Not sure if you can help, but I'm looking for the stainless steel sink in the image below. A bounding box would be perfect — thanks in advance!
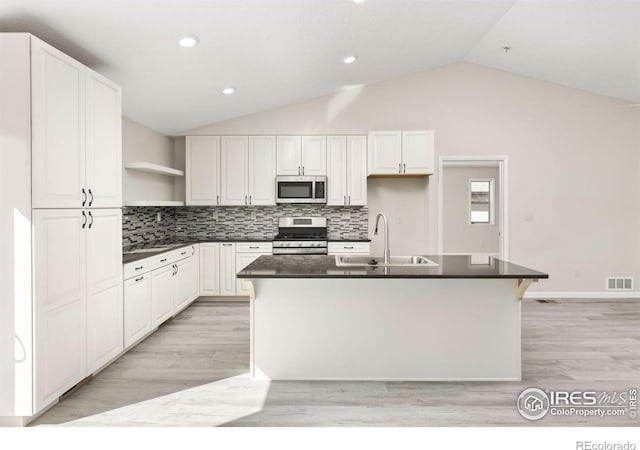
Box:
[123,247,173,255]
[335,255,439,267]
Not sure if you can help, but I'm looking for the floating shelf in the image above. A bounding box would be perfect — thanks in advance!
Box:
[125,162,184,177]
[124,200,185,207]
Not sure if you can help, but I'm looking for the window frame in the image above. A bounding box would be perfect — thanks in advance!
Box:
[468,178,495,225]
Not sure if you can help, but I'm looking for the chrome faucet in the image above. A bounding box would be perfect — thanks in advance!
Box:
[373,212,390,265]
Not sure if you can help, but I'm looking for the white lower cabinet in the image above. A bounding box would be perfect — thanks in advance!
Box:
[219,243,237,296]
[86,209,123,373]
[151,263,175,327]
[175,252,199,312]
[124,274,152,349]
[235,242,273,296]
[199,243,220,295]
[33,208,122,412]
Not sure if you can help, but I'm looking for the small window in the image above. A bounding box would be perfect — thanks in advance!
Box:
[469,179,495,224]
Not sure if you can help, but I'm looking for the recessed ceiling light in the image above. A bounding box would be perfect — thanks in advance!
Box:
[222,87,235,95]
[353,0,366,3]
[178,35,199,48]
[343,55,357,64]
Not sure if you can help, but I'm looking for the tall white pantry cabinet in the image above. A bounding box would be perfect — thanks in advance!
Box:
[0,33,123,421]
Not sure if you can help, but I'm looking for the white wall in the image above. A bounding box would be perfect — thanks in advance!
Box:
[122,117,177,203]
[183,62,640,293]
[443,166,500,255]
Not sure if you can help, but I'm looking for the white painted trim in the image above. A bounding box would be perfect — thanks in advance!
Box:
[523,291,640,299]
[438,155,509,261]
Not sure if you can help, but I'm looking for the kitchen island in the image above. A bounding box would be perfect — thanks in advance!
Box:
[237,255,548,381]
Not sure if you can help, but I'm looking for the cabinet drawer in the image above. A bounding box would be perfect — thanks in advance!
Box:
[328,242,370,255]
[124,259,151,279]
[236,242,273,253]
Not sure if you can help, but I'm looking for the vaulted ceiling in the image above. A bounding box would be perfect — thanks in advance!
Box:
[1,0,638,135]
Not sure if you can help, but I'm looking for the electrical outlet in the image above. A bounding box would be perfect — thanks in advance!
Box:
[156,212,161,223]
[342,209,351,220]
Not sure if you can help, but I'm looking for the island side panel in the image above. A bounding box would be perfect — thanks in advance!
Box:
[251,278,521,381]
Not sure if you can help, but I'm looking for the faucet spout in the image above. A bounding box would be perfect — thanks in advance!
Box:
[373,212,390,265]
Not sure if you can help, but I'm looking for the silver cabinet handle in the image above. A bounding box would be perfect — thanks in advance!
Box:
[348,195,351,205]
[244,195,247,205]
[249,195,252,204]
[216,195,220,205]
[249,246,259,249]
[344,195,347,205]
[298,166,301,175]
[344,246,354,249]
[88,188,93,206]
[175,264,178,275]
[302,166,305,175]
[82,210,87,229]
[134,265,143,271]
[82,188,87,207]
[403,163,406,174]
[180,251,187,256]
[398,163,402,174]
[88,211,93,229]
[222,243,232,247]
[160,258,167,263]
[134,276,144,282]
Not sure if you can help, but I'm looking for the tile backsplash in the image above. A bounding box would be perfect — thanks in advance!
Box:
[123,205,369,248]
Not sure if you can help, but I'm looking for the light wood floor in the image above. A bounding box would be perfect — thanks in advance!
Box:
[32,298,640,426]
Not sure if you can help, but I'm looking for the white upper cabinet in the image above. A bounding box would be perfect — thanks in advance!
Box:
[276,136,302,175]
[301,136,327,175]
[327,136,367,206]
[248,136,276,205]
[368,131,401,175]
[31,38,86,208]
[368,130,434,175]
[402,131,434,175]
[31,37,122,208]
[85,70,122,208]
[277,136,327,176]
[85,209,123,373]
[220,136,249,205]
[327,136,348,205]
[347,136,367,205]
[186,136,221,205]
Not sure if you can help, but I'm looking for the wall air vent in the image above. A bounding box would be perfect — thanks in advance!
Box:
[606,277,633,291]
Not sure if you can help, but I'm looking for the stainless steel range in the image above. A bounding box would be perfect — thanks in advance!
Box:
[272,217,327,255]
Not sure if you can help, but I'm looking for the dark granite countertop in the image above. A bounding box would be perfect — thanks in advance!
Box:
[122,238,275,264]
[328,239,371,242]
[236,255,548,279]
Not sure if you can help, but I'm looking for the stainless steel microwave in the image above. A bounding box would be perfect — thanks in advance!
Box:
[276,176,327,204]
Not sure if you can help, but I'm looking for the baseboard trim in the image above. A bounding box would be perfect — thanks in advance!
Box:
[524,291,640,300]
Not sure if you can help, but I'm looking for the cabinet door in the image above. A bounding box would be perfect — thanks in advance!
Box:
[219,243,236,296]
[199,243,220,296]
[326,136,347,205]
[124,274,152,349]
[85,70,122,208]
[235,253,263,296]
[186,136,221,205]
[86,209,123,373]
[301,136,327,175]
[220,136,249,205]
[347,136,367,206]
[175,256,197,312]
[33,209,86,412]
[402,131,434,175]
[367,131,402,175]
[31,38,86,208]
[151,263,175,327]
[248,136,276,205]
[276,136,301,175]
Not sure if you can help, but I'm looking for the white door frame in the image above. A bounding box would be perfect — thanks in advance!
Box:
[437,155,509,261]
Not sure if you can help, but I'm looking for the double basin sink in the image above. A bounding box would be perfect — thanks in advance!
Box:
[335,255,439,267]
